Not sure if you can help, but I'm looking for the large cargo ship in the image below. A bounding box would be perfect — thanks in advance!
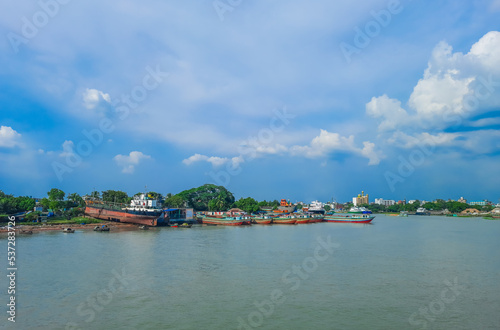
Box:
[84,194,167,226]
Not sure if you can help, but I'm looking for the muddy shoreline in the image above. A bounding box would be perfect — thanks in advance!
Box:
[0,221,141,234]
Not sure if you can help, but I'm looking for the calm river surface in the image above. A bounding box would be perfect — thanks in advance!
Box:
[1,215,499,329]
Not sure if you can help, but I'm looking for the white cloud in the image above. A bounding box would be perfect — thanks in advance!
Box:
[183,130,382,167]
[59,140,75,158]
[289,129,382,165]
[0,126,22,148]
[82,88,111,110]
[367,31,500,132]
[366,95,410,131]
[114,151,151,174]
[182,153,229,167]
[387,131,460,149]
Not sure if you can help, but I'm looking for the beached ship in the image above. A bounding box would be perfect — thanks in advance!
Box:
[84,194,167,226]
[323,213,374,224]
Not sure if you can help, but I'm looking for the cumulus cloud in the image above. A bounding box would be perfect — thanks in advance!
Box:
[182,153,247,168]
[183,130,382,167]
[367,31,500,132]
[59,140,76,158]
[0,126,22,148]
[366,95,410,131]
[114,151,151,174]
[82,88,111,110]
[182,153,229,167]
[290,129,382,165]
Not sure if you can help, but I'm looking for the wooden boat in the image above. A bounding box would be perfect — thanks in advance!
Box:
[21,230,33,234]
[253,217,272,224]
[179,223,192,228]
[295,217,311,224]
[139,225,149,230]
[62,228,75,233]
[309,216,323,223]
[201,216,248,226]
[323,214,374,224]
[94,225,110,232]
[272,217,297,224]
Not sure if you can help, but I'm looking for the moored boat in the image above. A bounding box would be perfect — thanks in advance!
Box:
[309,215,324,223]
[323,213,374,224]
[62,228,75,233]
[415,207,430,215]
[94,225,110,232]
[201,216,249,226]
[253,216,273,224]
[348,206,372,214]
[272,216,297,224]
[295,217,311,224]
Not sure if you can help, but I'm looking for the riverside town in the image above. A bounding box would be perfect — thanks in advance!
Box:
[1,186,499,231]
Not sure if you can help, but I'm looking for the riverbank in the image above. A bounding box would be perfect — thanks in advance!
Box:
[0,219,138,233]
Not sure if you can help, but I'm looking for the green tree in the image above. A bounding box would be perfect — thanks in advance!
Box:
[39,198,50,211]
[67,193,84,207]
[90,191,101,199]
[102,190,129,204]
[234,197,259,214]
[177,184,235,211]
[16,196,35,211]
[47,188,65,201]
[296,204,303,210]
[208,196,231,211]
[323,205,331,212]
[164,195,185,208]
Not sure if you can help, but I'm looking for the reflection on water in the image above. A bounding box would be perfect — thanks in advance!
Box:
[1,216,499,329]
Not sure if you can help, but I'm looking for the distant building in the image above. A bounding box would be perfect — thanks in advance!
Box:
[353,191,369,206]
[469,200,489,206]
[398,200,406,205]
[374,198,395,206]
[457,197,467,203]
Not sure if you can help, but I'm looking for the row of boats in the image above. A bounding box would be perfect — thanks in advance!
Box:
[200,213,375,226]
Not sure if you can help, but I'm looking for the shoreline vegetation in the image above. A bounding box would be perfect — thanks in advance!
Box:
[1,185,498,231]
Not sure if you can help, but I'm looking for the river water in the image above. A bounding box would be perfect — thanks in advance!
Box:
[1,215,499,329]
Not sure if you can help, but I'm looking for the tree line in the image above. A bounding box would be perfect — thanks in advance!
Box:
[364,199,494,213]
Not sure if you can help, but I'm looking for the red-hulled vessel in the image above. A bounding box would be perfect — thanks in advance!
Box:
[201,216,250,226]
[84,193,167,226]
[272,216,297,224]
[295,217,311,224]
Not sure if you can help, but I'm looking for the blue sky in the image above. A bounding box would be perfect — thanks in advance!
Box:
[0,0,499,203]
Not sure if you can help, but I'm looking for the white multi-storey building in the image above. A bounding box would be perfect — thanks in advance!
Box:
[374,198,396,206]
